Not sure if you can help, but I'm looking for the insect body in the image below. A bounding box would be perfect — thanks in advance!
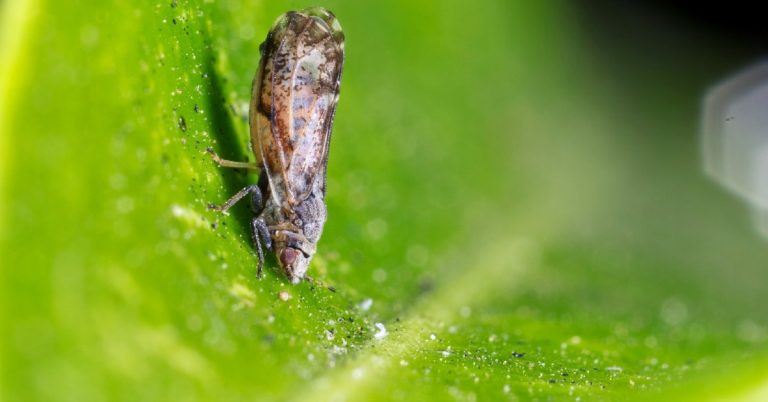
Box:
[209,7,344,283]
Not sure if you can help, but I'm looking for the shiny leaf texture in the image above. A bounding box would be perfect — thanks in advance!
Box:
[2,1,767,401]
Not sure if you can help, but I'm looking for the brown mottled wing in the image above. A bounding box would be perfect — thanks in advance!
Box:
[250,11,344,207]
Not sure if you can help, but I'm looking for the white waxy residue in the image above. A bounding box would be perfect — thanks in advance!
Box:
[358,298,373,311]
[373,322,388,339]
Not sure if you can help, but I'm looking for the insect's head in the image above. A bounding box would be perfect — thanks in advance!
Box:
[278,247,311,284]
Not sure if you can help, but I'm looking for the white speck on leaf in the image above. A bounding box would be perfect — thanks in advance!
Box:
[373,323,388,339]
[358,298,373,311]
[170,204,209,229]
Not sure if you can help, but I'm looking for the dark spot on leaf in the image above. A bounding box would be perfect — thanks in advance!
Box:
[178,116,187,132]
[548,379,556,384]
[512,352,525,358]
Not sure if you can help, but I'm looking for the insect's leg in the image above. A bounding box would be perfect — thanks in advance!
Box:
[207,147,260,171]
[208,184,262,214]
[251,218,271,278]
[250,181,265,215]
[253,218,272,250]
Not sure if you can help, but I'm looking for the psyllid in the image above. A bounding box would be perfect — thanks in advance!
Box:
[209,7,344,283]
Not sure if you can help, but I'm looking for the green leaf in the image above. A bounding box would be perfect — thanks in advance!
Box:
[2,1,767,401]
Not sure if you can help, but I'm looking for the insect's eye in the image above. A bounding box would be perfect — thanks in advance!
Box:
[258,41,266,55]
[280,248,298,266]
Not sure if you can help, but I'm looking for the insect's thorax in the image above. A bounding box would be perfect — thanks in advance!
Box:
[260,179,327,250]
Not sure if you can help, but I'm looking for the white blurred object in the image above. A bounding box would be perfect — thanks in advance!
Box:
[702,60,768,237]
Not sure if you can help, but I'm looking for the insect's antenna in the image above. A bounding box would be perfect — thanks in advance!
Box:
[306,275,338,293]
[303,274,317,285]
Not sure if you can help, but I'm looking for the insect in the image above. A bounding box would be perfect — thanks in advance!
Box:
[208,7,344,283]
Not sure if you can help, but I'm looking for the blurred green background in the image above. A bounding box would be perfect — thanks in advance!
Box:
[2,0,768,401]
